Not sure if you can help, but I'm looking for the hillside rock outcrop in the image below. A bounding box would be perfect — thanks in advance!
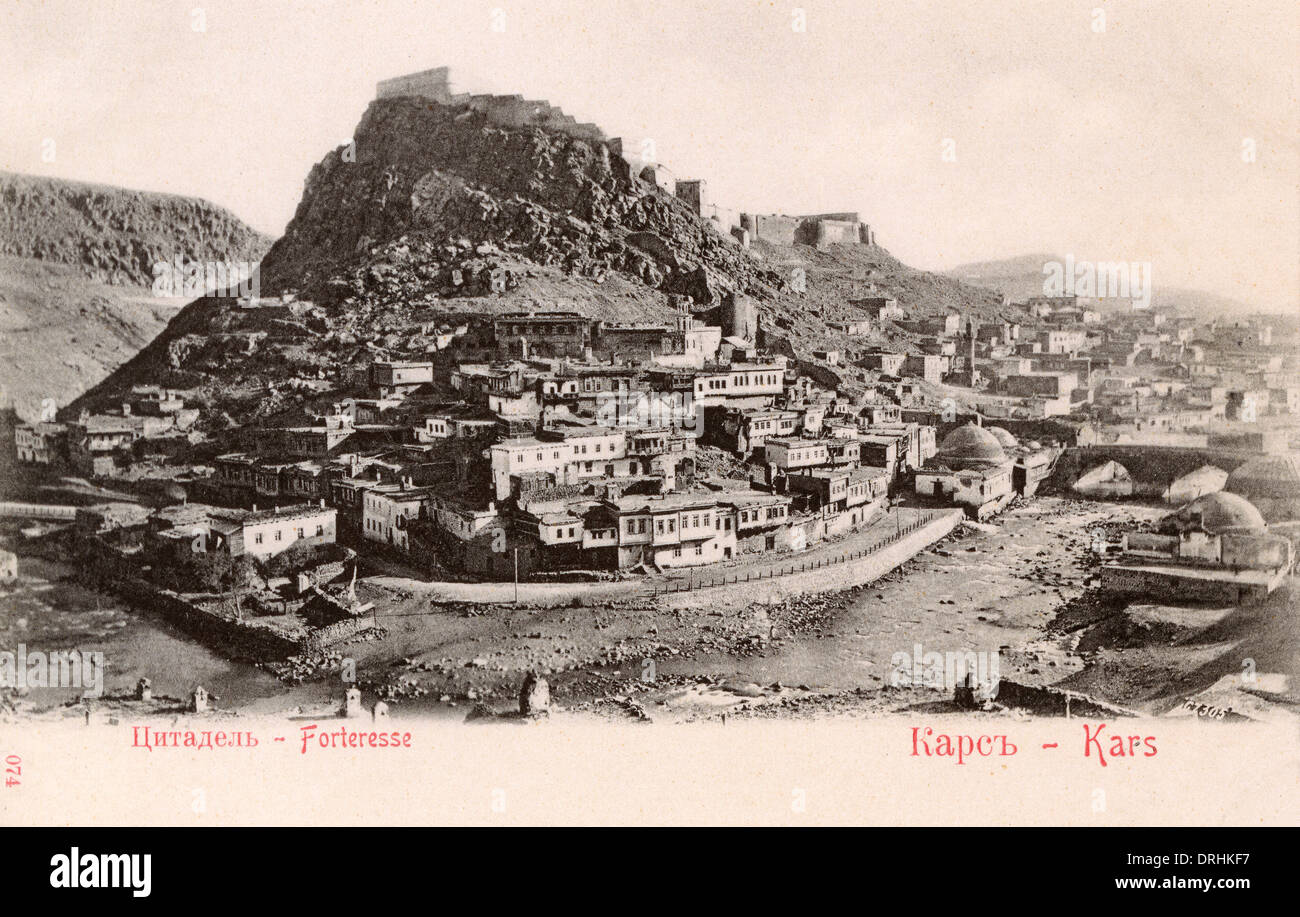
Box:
[0,171,271,288]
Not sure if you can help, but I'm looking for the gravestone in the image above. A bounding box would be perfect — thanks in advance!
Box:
[519,672,550,716]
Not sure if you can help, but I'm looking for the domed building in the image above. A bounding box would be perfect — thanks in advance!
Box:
[933,423,1008,469]
[917,423,1015,519]
[1103,490,1294,604]
[1224,454,1300,522]
[985,426,1019,453]
[1162,464,1228,506]
[1160,491,1267,535]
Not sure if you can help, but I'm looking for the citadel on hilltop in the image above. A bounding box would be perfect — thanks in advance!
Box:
[375,66,607,141]
[374,66,877,250]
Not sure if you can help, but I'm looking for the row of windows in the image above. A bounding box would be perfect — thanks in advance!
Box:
[503,323,579,336]
[732,373,780,387]
[251,524,324,545]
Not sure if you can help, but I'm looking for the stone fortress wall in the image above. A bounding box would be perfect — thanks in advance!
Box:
[375,66,605,142]
[376,67,874,248]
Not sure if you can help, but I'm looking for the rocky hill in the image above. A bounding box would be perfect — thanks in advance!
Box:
[0,172,271,419]
[0,171,270,288]
[69,94,1015,425]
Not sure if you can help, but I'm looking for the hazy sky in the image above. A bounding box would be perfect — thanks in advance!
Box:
[2,0,1296,309]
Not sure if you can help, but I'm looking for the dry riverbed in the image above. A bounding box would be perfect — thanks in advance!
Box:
[320,497,1230,722]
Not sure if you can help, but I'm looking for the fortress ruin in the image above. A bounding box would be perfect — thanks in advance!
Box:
[375,66,605,142]
[376,67,876,248]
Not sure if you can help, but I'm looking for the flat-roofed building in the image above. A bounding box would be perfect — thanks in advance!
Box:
[692,361,786,406]
[764,438,829,471]
[14,422,67,465]
[361,482,432,551]
[209,502,337,560]
[493,312,590,357]
[369,361,434,396]
[603,493,726,569]
[490,437,576,499]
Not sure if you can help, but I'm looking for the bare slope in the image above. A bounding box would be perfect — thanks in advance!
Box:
[0,256,185,420]
[0,172,271,418]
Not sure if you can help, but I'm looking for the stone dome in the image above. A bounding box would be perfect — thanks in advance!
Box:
[935,423,1007,467]
[986,426,1019,451]
[1225,454,1300,499]
[1162,491,1267,534]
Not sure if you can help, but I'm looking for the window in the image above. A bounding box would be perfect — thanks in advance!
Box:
[274,530,282,542]
[316,525,324,536]
[695,544,703,556]
[254,533,263,545]
[672,546,682,558]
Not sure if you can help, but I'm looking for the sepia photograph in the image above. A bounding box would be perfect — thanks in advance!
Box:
[0,0,1295,890]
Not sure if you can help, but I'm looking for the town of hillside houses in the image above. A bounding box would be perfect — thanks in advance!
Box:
[6,284,1300,655]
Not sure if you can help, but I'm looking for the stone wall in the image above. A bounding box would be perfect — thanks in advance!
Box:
[660,510,964,604]
[303,616,379,651]
[811,219,861,246]
[375,68,605,142]
[1098,564,1266,604]
[740,212,871,247]
[741,213,800,245]
[457,94,606,142]
[376,67,452,102]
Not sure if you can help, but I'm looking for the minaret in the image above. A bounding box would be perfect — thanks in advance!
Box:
[965,315,977,377]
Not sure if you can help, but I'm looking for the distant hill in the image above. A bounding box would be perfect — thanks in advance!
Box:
[946,253,1264,319]
[0,172,271,418]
